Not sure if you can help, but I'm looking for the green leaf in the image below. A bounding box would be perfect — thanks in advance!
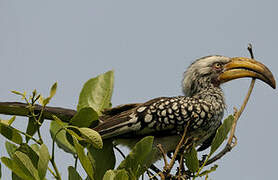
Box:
[103,169,129,180]
[79,127,103,149]
[0,116,16,126]
[0,162,2,179]
[11,90,24,97]
[73,137,94,180]
[88,140,115,180]
[5,141,18,157]
[17,143,39,169]
[1,157,34,180]
[42,97,51,106]
[77,70,114,114]
[68,166,82,180]
[25,116,39,143]
[0,123,22,145]
[184,144,199,173]
[118,136,154,178]
[38,144,50,180]
[70,107,98,127]
[30,144,40,154]
[12,173,24,180]
[66,128,84,141]
[50,82,58,98]
[39,82,58,106]
[210,115,234,155]
[50,121,76,154]
[39,95,44,106]
[13,151,40,180]
[52,115,66,127]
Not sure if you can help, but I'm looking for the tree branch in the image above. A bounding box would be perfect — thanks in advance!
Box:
[0,102,76,122]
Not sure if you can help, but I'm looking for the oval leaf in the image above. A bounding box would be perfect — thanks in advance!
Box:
[1,157,34,180]
[77,70,114,114]
[88,140,115,180]
[103,169,129,180]
[13,151,40,180]
[5,141,18,157]
[25,116,39,143]
[185,144,199,173]
[73,137,94,180]
[0,116,16,126]
[210,115,234,155]
[70,107,98,127]
[50,82,58,98]
[17,143,39,169]
[68,166,82,180]
[79,127,103,149]
[38,144,50,179]
[0,123,22,145]
[50,121,76,154]
[118,136,154,178]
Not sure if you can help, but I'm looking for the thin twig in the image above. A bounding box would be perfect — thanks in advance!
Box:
[204,43,256,166]
[47,167,57,178]
[157,123,189,179]
[167,122,190,172]
[150,165,161,174]
[147,170,159,180]
[114,145,126,159]
[177,154,184,179]
[157,144,169,168]
[227,79,255,145]
[74,155,78,169]
[17,129,42,145]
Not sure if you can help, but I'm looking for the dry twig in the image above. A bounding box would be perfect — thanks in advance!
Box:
[204,43,256,166]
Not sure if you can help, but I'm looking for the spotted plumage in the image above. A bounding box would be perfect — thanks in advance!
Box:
[93,55,276,163]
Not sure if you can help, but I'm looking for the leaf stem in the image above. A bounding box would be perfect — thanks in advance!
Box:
[15,128,41,145]
[49,127,64,180]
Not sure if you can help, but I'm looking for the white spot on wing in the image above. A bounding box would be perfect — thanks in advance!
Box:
[202,104,209,112]
[129,113,138,123]
[144,114,153,123]
[137,107,146,112]
[197,119,203,125]
[200,111,206,118]
[164,117,169,124]
[172,102,178,110]
[161,110,167,116]
[188,105,193,111]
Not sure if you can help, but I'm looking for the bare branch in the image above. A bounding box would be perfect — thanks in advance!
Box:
[0,102,76,122]
[204,43,256,166]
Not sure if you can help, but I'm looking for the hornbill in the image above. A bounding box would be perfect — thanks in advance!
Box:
[94,55,276,162]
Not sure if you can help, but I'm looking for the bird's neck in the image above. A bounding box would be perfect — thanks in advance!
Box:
[193,85,226,110]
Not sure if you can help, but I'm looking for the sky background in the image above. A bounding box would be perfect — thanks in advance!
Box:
[0,0,278,179]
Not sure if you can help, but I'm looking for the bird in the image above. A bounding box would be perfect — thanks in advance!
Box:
[94,55,276,162]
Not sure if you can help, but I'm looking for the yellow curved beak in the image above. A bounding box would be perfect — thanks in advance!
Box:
[218,57,276,89]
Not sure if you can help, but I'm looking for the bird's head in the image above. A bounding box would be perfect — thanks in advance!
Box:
[182,55,276,96]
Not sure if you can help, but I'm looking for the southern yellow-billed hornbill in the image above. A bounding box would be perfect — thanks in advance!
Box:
[94,55,276,162]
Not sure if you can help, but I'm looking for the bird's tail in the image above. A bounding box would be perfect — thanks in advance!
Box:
[94,103,142,139]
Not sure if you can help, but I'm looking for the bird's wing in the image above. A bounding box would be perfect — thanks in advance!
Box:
[94,96,214,140]
[100,103,142,122]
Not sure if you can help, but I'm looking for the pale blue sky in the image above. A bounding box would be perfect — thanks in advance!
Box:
[1,0,278,179]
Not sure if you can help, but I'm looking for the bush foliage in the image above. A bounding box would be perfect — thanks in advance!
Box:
[0,71,234,180]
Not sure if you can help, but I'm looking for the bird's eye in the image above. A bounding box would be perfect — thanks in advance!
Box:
[214,63,222,69]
